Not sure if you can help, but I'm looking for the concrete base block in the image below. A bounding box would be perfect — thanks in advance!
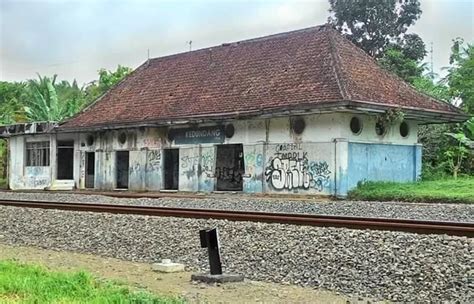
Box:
[191,273,244,283]
[152,259,185,273]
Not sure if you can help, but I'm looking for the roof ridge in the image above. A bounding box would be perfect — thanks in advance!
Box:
[327,28,350,100]
[147,25,328,64]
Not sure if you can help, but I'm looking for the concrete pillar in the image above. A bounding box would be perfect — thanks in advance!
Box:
[414,144,422,181]
[242,144,264,193]
[334,138,349,198]
[198,145,216,192]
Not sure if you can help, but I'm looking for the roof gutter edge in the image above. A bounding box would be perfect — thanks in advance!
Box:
[55,100,469,133]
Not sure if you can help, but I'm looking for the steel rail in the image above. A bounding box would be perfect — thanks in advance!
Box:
[0,199,472,237]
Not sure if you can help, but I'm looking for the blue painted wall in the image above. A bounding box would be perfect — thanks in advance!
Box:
[346,143,422,193]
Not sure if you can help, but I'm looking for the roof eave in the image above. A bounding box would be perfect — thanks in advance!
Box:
[345,100,470,124]
[56,100,469,133]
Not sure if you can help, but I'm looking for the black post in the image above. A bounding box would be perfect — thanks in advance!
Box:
[199,228,222,275]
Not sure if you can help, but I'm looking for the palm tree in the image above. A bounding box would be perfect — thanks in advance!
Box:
[23,74,86,122]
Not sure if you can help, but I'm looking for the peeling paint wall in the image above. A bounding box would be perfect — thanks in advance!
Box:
[129,150,146,190]
[145,149,162,191]
[9,112,422,196]
[346,143,422,192]
[242,144,264,193]
[198,146,216,192]
[9,135,52,190]
[178,146,200,192]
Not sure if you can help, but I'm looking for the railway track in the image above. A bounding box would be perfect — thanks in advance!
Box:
[0,199,472,237]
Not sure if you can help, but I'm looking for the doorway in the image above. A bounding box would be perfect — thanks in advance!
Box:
[57,140,74,180]
[85,152,95,188]
[216,144,244,191]
[163,149,179,190]
[116,151,129,189]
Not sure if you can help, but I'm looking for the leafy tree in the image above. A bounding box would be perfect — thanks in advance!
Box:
[328,0,422,58]
[84,65,132,104]
[55,79,86,118]
[379,47,425,83]
[0,81,27,124]
[444,118,474,178]
[329,0,426,83]
[446,39,474,114]
[400,33,426,62]
[412,76,451,101]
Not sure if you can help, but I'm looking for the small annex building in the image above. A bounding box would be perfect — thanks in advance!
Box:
[3,25,468,196]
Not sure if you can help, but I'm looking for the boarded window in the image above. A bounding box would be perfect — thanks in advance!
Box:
[26,141,50,166]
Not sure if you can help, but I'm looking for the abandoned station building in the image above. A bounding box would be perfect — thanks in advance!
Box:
[2,25,468,196]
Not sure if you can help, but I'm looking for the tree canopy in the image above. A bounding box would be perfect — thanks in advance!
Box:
[329,0,422,58]
[0,65,132,124]
[329,0,426,83]
[447,40,474,114]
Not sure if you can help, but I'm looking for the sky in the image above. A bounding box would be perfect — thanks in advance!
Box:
[0,0,473,85]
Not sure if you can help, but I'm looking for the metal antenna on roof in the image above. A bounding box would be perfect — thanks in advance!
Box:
[146,49,150,66]
[188,40,193,52]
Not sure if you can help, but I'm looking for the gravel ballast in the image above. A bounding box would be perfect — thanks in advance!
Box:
[0,191,473,222]
[0,205,472,303]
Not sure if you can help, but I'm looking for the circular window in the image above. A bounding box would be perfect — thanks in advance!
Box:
[118,132,127,144]
[375,121,386,136]
[225,124,235,138]
[291,117,306,135]
[400,121,409,138]
[350,117,362,135]
[86,135,94,146]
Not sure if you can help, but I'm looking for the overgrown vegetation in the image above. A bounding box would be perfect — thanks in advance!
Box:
[0,65,132,125]
[0,66,132,184]
[348,178,474,204]
[330,0,473,178]
[0,260,183,303]
[0,139,6,188]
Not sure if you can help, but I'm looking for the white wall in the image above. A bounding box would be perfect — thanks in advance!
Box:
[10,112,419,193]
[339,113,418,145]
[9,135,52,190]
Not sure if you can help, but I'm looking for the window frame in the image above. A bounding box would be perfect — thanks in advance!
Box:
[399,121,410,138]
[350,116,363,135]
[25,141,50,167]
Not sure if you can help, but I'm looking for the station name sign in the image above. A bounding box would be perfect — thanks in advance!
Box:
[170,126,225,144]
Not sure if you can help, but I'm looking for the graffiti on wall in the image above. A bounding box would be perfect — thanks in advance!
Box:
[308,161,331,192]
[215,167,242,184]
[146,150,161,172]
[143,138,161,149]
[27,177,49,187]
[264,143,331,192]
[243,150,264,193]
[131,163,141,173]
[181,152,214,178]
[80,152,86,180]
[25,167,50,188]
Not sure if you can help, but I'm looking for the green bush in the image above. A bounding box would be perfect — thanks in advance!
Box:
[348,177,474,204]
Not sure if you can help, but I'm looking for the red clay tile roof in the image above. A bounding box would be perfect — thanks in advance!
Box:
[60,25,466,130]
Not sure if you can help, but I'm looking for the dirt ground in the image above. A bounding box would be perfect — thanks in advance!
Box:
[0,243,376,304]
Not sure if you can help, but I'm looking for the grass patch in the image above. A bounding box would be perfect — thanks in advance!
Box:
[347,177,474,204]
[0,260,184,303]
